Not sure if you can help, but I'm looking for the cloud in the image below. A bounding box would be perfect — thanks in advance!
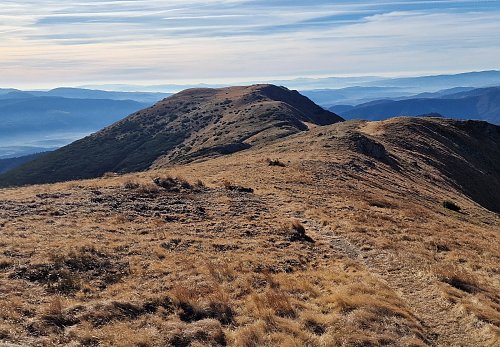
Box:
[0,0,499,87]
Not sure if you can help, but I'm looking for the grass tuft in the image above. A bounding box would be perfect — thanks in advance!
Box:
[287,220,314,243]
[443,200,461,212]
[267,158,287,167]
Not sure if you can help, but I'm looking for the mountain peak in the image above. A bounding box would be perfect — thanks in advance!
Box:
[0,85,342,186]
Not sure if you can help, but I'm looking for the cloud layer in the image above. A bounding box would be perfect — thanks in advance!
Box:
[1,0,500,88]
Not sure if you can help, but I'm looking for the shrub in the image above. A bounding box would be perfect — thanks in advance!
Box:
[267,158,286,167]
[82,298,173,327]
[304,317,326,336]
[222,180,254,193]
[153,176,193,192]
[10,247,129,294]
[177,176,193,189]
[0,258,13,270]
[41,297,79,329]
[171,286,234,325]
[123,180,140,190]
[287,220,314,243]
[163,319,226,346]
[443,200,461,212]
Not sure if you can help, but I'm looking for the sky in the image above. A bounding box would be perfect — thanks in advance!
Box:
[2,0,500,89]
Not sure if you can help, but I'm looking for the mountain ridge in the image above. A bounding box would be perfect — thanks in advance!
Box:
[0,84,342,187]
[0,105,499,346]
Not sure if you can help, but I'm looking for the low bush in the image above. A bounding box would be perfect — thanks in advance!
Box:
[222,180,254,193]
[153,176,193,192]
[163,319,227,347]
[123,180,140,190]
[42,297,79,330]
[171,286,235,325]
[267,158,286,167]
[10,247,129,294]
[287,220,314,243]
[443,200,461,212]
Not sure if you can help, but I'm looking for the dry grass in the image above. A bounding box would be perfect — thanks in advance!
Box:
[0,177,429,346]
[0,119,498,346]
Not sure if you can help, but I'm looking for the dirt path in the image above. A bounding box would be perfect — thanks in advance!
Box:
[291,214,496,346]
[274,205,497,347]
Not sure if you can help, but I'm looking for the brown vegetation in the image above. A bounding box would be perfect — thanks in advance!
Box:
[0,117,499,346]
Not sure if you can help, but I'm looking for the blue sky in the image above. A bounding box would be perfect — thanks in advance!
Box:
[1,0,500,88]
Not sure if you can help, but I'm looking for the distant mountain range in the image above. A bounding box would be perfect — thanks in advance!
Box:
[297,71,500,109]
[332,86,500,124]
[299,71,500,106]
[0,88,170,158]
[0,87,171,103]
[364,70,500,90]
[302,87,412,107]
[82,70,500,93]
[1,70,499,160]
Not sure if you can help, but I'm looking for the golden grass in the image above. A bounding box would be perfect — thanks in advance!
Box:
[0,120,499,346]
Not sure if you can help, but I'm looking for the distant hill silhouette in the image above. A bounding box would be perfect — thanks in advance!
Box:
[364,70,500,90]
[335,87,500,124]
[0,90,35,99]
[304,71,500,108]
[301,86,410,107]
[28,87,171,104]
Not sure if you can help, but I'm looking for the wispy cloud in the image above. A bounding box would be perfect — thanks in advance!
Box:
[1,0,499,88]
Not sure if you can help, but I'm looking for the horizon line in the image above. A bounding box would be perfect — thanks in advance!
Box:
[2,69,499,92]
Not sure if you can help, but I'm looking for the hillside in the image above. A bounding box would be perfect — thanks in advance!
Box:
[336,87,500,124]
[0,152,47,174]
[0,85,342,187]
[0,116,498,347]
